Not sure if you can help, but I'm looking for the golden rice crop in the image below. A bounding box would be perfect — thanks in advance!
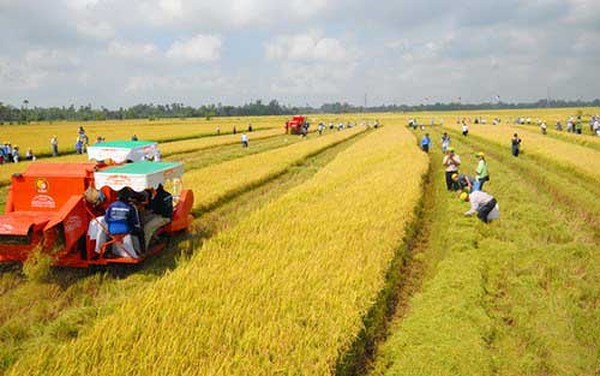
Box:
[184,127,365,210]
[445,124,600,180]
[9,125,428,375]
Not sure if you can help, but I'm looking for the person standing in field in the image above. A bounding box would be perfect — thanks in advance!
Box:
[443,147,461,191]
[441,132,451,152]
[461,121,469,136]
[474,152,489,190]
[511,133,522,157]
[50,136,58,156]
[241,133,248,148]
[575,116,583,134]
[420,133,431,153]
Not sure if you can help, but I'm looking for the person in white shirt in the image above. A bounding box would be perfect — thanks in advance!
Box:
[241,133,249,148]
[462,190,499,223]
[461,122,469,136]
[443,147,461,191]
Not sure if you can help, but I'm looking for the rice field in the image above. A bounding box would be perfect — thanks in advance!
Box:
[1,108,599,375]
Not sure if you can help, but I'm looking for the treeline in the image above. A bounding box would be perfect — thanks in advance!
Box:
[1,98,599,123]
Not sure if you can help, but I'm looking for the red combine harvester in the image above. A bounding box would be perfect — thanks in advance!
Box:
[285,115,307,135]
[0,140,193,267]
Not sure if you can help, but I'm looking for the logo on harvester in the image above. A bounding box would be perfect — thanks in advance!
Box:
[35,178,49,193]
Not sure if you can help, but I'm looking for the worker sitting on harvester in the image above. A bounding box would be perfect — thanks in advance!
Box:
[105,188,144,257]
[461,190,500,224]
[142,184,173,250]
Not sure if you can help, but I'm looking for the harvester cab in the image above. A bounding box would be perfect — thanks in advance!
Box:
[0,140,193,268]
[285,115,307,135]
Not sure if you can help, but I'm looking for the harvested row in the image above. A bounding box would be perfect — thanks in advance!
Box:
[370,131,600,375]
[184,127,366,211]
[9,125,428,375]
[444,124,600,181]
[443,127,600,242]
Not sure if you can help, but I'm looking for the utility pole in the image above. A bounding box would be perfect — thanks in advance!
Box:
[546,87,550,107]
[364,93,367,109]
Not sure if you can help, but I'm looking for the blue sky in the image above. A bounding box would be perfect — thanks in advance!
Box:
[0,0,598,108]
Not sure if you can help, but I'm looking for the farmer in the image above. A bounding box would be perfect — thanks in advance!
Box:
[461,190,500,223]
[452,173,476,192]
[11,146,20,163]
[443,147,461,191]
[420,133,431,153]
[75,137,84,154]
[50,136,59,156]
[105,189,143,257]
[143,184,173,250]
[475,152,490,190]
[511,133,522,157]
[441,132,451,153]
[25,148,35,161]
[241,133,249,148]
[461,122,469,137]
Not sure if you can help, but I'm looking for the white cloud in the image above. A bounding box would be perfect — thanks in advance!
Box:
[76,20,115,40]
[166,34,222,63]
[24,48,81,69]
[270,61,357,95]
[265,32,349,62]
[108,40,159,59]
[565,0,600,25]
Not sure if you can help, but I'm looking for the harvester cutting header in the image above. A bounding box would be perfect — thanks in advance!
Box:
[0,140,193,268]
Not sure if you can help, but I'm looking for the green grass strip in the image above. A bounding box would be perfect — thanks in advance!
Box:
[371,128,600,375]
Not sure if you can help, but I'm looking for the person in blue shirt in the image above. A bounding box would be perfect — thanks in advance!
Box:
[420,133,431,153]
[105,188,144,256]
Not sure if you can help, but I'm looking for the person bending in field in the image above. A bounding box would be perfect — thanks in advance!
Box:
[452,173,477,193]
[443,147,461,191]
[461,190,499,223]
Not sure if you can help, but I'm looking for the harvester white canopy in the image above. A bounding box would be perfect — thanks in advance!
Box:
[87,140,159,163]
[94,161,183,192]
